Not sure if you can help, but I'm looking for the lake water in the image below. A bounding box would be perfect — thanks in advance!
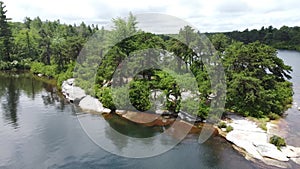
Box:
[0,50,299,169]
[277,50,300,147]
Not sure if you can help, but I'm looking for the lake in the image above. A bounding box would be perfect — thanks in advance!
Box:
[0,50,299,169]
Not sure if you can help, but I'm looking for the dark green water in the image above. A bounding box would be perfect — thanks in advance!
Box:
[1,50,299,169]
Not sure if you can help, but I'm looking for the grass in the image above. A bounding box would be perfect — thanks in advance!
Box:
[226,125,234,132]
[217,121,227,128]
[247,117,270,131]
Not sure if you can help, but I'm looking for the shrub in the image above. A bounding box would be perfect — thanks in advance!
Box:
[226,125,234,132]
[218,121,227,128]
[30,62,58,77]
[96,87,115,110]
[56,62,75,87]
[270,135,286,148]
[268,113,280,120]
[129,80,151,111]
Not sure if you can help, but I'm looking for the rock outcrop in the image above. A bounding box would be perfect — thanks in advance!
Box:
[79,95,104,112]
[223,113,300,167]
[254,143,289,162]
[62,78,86,103]
[61,78,111,113]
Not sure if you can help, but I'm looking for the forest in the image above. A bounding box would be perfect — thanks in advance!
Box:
[220,25,300,51]
[0,1,294,119]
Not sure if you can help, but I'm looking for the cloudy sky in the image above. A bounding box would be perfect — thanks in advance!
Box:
[2,0,300,32]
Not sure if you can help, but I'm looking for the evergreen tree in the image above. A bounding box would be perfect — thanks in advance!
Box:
[0,1,13,61]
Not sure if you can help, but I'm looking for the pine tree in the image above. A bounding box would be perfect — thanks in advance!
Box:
[0,1,13,61]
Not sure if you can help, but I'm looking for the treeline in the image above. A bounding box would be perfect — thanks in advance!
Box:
[0,1,293,119]
[0,1,99,85]
[221,25,300,51]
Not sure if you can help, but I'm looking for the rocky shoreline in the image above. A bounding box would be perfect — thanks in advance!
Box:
[61,78,300,168]
[217,113,300,168]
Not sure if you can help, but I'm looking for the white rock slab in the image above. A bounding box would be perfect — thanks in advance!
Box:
[291,157,300,165]
[68,86,86,102]
[226,131,263,160]
[254,143,289,162]
[102,108,111,113]
[281,145,300,158]
[79,95,104,112]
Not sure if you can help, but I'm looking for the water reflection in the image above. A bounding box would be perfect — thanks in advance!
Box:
[0,72,63,127]
[1,77,20,127]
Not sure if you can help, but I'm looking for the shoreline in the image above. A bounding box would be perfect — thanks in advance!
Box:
[216,113,300,168]
[61,78,300,168]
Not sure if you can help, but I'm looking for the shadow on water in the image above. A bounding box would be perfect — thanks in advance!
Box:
[104,113,164,138]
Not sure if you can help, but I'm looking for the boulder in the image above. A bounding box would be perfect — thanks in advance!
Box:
[62,79,86,102]
[155,109,165,115]
[79,95,104,112]
[102,108,111,113]
[67,86,86,102]
[66,78,75,85]
[253,143,289,162]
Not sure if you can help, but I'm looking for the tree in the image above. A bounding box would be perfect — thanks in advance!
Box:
[210,33,231,53]
[109,12,138,45]
[223,41,293,117]
[0,1,13,61]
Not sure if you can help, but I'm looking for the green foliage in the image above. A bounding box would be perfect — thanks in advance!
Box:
[30,62,57,77]
[268,113,281,120]
[55,62,75,87]
[129,80,151,111]
[259,123,268,131]
[0,59,31,70]
[222,25,300,51]
[96,87,115,110]
[247,117,270,131]
[217,121,227,128]
[0,1,13,62]
[226,125,234,132]
[224,41,293,117]
[0,2,294,120]
[270,135,286,148]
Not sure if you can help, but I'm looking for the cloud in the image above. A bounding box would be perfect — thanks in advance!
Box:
[216,0,251,14]
[2,0,300,32]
